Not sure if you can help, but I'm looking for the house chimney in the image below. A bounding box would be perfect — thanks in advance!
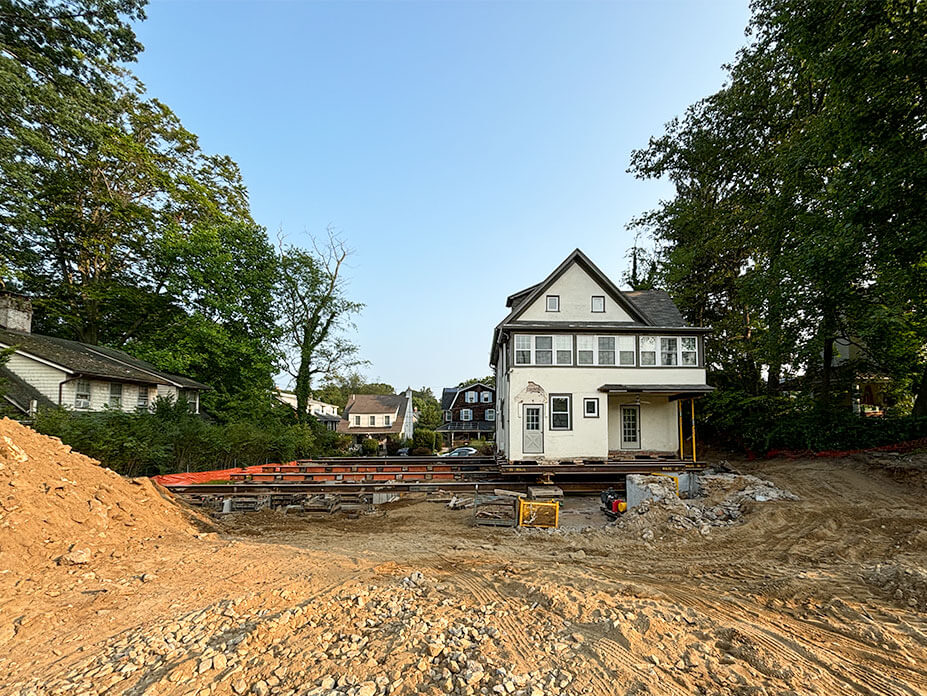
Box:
[0,293,32,333]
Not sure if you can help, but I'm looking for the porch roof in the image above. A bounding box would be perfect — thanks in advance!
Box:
[597,384,715,398]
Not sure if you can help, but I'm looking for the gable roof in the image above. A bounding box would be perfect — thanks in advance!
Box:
[343,393,407,415]
[500,249,652,327]
[0,328,210,390]
[490,250,704,365]
[0,366,55,414]
[445,382,494,410]
[440,387,459,410]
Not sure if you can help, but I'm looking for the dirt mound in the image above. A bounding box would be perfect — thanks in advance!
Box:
[0,418,202,575]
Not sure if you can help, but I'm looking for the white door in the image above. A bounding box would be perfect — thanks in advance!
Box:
[523,405,544,454]
[620,405,640,450]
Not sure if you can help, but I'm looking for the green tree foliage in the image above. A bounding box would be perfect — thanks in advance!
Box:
[456,376,495,388]
[314,374,395,410]
[276,232,365,422]
[629,0,927,442]
[360,437,379,456]
[411,428,437,453]
[412,386,441,430]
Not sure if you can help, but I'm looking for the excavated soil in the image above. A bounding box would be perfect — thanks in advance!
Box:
[1,425,925,696]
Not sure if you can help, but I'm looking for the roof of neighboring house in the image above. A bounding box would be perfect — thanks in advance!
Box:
[313,412,341,423]
[336,392,410,435]
[0,328,210,390]
[623,290,687,327]
[440,387,460,410]
[0,366,55,414]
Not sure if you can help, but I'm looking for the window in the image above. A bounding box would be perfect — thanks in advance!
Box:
[137,386,149,410]
[75,380,91,410]
[584,398,599,418]
[681,337,698,366]
[660,337,679,366]
[108,383,122,408]
[550,395,571,430]
[535,335,553,364]
[461,408,473,421]
[591,296,605,313]
[546,295,560,312]
[618,336,636,366]
[577,335,595,365]
[480,391,492,403]
[486,408,495,421]
[384,415,391,426]
[598,336,616,365]
[465,391,477,403]
[554,335,572,365]
[444,410,452,422]
[640,336,657,365]
[354,415,361,426]
[515,335,532,365]
[369,415,376,426]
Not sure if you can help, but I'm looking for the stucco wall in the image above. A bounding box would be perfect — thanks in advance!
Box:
[606,395,679,453]
[517,264,634,322]
[501,366,698,460]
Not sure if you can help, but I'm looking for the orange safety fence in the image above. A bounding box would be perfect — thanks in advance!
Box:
[764,436,927,460]
[152,465,268,486]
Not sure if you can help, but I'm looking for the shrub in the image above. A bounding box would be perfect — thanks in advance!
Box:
[385,435,403,455]
[361,438,380,456]
[410,447,431,456]
[467,438,494,455]
[412,428,436,452]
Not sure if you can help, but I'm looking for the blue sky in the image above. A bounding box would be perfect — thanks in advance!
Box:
[132,0,750,395]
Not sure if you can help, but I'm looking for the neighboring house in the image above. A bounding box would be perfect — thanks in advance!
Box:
[275,390,342,430]
[0,294,210,418]
[336,389,415,446]
[491,249,712,463]
[436,382,495,445]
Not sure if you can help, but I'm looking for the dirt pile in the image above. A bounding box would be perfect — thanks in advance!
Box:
[615,472,798,539]
[0,418,202,574]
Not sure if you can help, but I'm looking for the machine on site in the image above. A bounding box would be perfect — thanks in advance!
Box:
[600,488,627,519]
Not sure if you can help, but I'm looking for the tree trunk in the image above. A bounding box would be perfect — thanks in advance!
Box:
[913,364,927,419]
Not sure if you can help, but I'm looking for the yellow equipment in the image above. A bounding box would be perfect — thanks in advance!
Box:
[518,499,559,528]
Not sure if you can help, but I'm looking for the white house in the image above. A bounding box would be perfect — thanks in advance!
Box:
[0,294,210,418]
[491,249,712,463]
[275,390,342,429]
[336,389,415,445]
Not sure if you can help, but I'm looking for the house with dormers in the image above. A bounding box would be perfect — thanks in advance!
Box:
[491,249,712,463]
[336,389,415,446]
[436,382,495,445]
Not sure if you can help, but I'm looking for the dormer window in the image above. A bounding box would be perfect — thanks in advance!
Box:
[465,391,477,403]
[480,391,492,403]
[546,295,560,312]
[591,296,605,313]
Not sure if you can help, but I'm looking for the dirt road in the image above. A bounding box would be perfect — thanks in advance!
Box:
[2,454,925,696]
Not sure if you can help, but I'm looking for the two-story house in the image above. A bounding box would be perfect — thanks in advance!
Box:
[0,294,210,418]
[491,249,712,463]
[436,382,495,446]
[275,390,342,430]
[336,389,415,446]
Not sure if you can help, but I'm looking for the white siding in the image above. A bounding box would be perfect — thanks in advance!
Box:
[4,353,69,404]
[517,264,634,323]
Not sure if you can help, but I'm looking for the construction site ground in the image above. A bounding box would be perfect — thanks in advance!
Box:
[2,426,926,696]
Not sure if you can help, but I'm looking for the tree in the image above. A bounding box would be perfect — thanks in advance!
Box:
[314,373,394,410]
[457,376,495,388]
[412,387,441,430]
[276,232,365,422]
[629,0,927,416]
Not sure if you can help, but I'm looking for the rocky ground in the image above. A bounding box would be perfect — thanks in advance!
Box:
[1,429,926,696]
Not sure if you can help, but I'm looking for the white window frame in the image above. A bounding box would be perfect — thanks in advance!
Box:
[465,391,477,403]
[546,295,560,312]
[681,336,699,366]
[108,382,122,408]
[354,415,361,426]
[486,408,495,421]
[660,337,679,366]
[461,408,473,422]
[638,335,697,367]
[639,336,657,366]
[549,394,571,431]
[384,415,391,426]
[369,415,376,426]
[591,295,605,313]
[75,380,91,410]
[583,397,599,418]
[480,391,492,403]
[444,410,452,422]
[137,386,149,410]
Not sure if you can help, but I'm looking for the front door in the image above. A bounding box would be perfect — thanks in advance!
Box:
[523,405,544,454]
[620,405,640,450]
